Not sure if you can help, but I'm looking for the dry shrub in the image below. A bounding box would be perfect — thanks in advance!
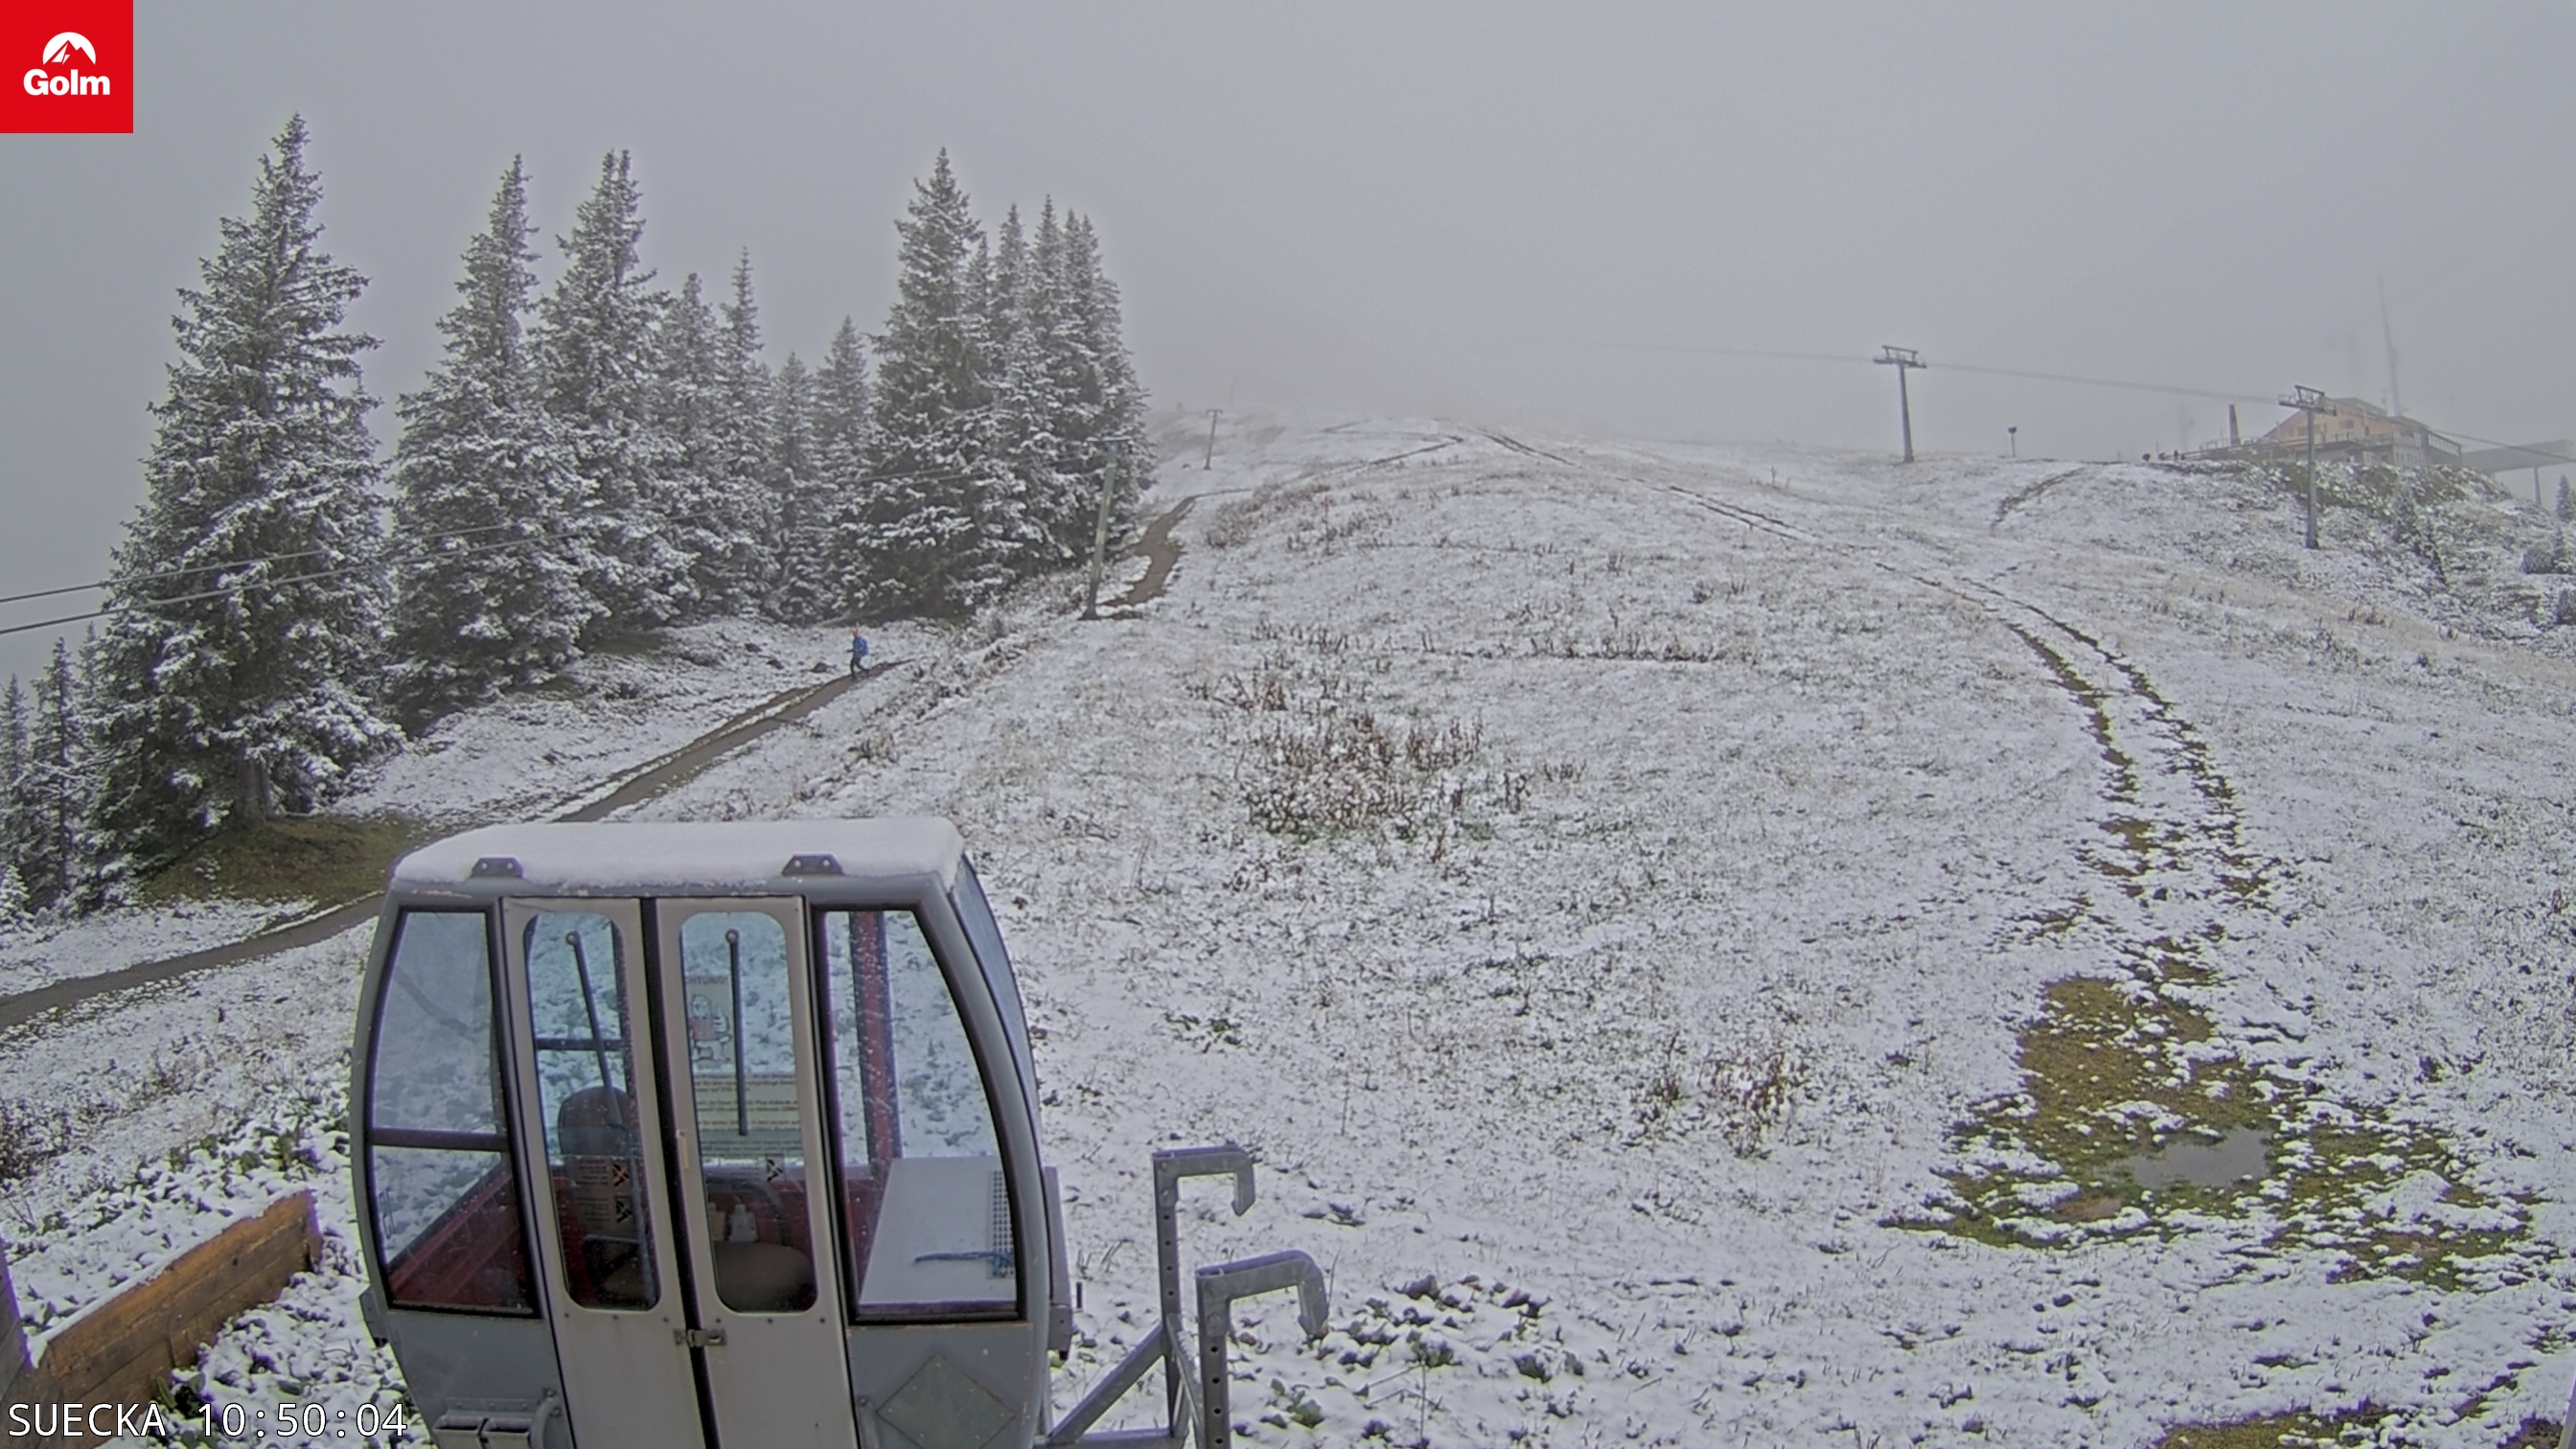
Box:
[1244,708,1416,836]
[1235,687,1488,840]
[1712,1041,1806,1158]
[1631,1037,1807,1156]
[0,1099,77,1185]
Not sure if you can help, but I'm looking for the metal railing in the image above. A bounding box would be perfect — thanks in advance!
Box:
[1046,1145,1326,1449]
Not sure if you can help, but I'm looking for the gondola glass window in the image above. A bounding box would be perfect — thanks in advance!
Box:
[524,911,661,1310]
[678,911,818,1313]
[816,909,1013,1320]
[366,911,536,1313]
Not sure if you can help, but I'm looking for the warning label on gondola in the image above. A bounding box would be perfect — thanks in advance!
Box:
[690,1073,804,1159]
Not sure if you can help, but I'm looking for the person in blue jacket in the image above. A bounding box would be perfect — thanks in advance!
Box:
[848,630,869,675]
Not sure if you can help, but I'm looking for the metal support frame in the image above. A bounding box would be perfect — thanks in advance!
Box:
[1875,346,1925,463]
[1195,1253,1327,1449]
[1083,443,1123,619]
[1045,1321,1196,1448]
[1047,1144,1301,1449]
[2280,385,2334,550]
[1153,1146,1253,1428]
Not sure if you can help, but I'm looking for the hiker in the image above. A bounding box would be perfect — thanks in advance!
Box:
[848,631,869,675]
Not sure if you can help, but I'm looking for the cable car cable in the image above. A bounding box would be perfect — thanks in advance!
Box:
[0,455,1053,612]
[0,525,585,639]
[0,520,529,610]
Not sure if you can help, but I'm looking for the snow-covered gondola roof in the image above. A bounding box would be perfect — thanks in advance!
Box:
[391,817,967,893]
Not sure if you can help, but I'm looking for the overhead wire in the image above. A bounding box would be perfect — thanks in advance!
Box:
[0,518,525,608]
[1507,334,2566,458]
[0,453,1056,615]
[0,524,586,640]
[0,450,1123,642]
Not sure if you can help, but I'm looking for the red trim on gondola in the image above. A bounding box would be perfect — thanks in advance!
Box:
[855,912,900,1163]
[381,1160,536,1313]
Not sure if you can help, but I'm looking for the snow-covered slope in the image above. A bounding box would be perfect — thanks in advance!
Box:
[10,412,2575,1447]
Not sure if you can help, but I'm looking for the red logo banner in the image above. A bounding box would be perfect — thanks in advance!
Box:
[0,0,132,133]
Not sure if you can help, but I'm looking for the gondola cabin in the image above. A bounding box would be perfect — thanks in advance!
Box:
[351,819,1321,1449]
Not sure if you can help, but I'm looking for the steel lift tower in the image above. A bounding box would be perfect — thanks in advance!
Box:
[1876,346,1926,463]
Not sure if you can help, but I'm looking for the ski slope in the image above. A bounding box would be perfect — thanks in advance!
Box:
[8,410,2575,1447]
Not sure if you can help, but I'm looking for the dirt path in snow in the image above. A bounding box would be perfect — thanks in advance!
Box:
[0,670,863,1037]
[1110,495,1196,608]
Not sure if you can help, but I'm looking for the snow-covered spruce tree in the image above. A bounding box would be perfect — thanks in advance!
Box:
[715,252,782,612]
[1004,200,1083,566]
[387,157,597,729]
[811,317,872,614]
[535,151,693,639]
[86,116,399,870]
[1047,209,1155,554]
[851,151,994,618]
[766,356,842,623]
[0,858,25,931]
[25,639,95,911]
[0,676,25,910]
[653,272,769,619]
[974,205,1057,582]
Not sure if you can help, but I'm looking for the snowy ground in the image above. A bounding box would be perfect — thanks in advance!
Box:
[8,410,2576,1447]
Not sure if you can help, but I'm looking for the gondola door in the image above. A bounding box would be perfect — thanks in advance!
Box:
[505,898,856,1449]
[651,898,854,1449]
[499,900,702,1445]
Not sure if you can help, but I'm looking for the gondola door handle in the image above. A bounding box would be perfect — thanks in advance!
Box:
[678,1325,727,1348]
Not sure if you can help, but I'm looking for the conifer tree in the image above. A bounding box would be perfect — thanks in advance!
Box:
[1000,200,1080,567]
[387,158,596,728]
[536,151,692,637]
[654,272,769,617]
[814,318,872,470]
[812,319,872,615]
[86,116,398,866]
[852,151,992,616]
[712,252,780,610]
[1052,210,1155,549]
[988,206,1026,347]
[0,677,25,905]
[975,204,1055,581]
[23,640,90,910]
[766,356,840,622]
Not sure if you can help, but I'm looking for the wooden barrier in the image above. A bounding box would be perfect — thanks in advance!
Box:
[0,1237,31,1413]
[2,1191,320,1449]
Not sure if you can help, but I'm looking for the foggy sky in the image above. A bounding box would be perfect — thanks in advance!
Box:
[4,2,2570,683]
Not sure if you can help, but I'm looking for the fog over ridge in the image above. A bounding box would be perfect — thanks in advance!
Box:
[1,2,2566,679]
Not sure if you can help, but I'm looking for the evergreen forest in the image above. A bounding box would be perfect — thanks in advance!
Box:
[0,118,1155,916]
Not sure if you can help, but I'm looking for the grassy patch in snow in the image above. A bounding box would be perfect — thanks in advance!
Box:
[1920,960,2536,1288]
[1910,606,2542,1286]
[2153,1404,2395,1448]
[2156,1408,2559,1448]
[138,814,426,908]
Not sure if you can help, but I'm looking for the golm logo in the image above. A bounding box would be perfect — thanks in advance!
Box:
[24,32,110,97]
